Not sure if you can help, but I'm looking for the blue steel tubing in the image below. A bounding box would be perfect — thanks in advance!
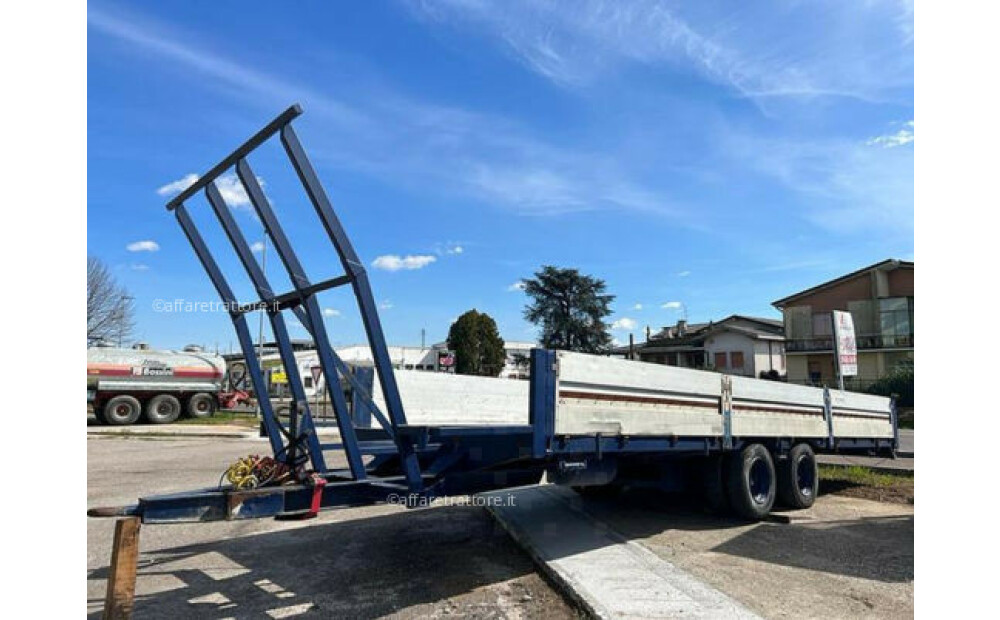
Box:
[234,159,364,480]
[280,123,423,491]
[173,205,286,458]
[205,180,327,473]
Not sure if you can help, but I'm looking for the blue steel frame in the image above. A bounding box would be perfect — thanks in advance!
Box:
[168,104,420,488]
[88,105,900,524]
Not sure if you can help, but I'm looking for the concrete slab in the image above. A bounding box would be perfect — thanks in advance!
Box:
[484,485,760,620]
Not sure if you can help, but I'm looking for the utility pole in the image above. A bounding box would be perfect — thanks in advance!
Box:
[117,295,134,347]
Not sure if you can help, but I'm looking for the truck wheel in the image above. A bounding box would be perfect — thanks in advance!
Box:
[777,443,818,509]
[145,394,182,424]
[186,393,216,418]
[725,443,776,520]
[102,395,142,426]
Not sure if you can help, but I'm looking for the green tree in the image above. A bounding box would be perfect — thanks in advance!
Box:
[447,309,507,376]
[522,266,615,353]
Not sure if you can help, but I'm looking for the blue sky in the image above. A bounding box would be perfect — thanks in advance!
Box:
[87,0,913,352]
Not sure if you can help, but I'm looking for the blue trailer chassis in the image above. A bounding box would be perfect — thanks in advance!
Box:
[88,106,898,524]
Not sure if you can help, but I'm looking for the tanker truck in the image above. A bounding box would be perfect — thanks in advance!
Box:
[87,343,226,425]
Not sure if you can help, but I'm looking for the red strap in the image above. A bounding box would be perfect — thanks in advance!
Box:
[307,475,326,518]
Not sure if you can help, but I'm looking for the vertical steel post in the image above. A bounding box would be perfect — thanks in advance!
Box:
[721,375,733,450]
[823,386,835,449]
[351,366,375,428]
[529,349,557,459]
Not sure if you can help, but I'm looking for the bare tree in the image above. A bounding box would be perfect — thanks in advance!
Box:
[88,256,135,346]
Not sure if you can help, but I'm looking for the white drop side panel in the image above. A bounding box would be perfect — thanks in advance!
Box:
[554,352,722,436]
[830,390,894,439]
[729,376,828,438]
[371,370,529,426]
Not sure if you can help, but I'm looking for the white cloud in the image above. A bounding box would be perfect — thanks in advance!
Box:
[154,171,263,208]
[723,129,913,235]
[867,122,914,148]
[412,0,913,104]
[372,254,437,271]
[662,301,683,310]
[215,173,260,208]
[507,281,527,292]
[250,241,265,254]
[611,317,637,331]
[378,300,394,310]
[677,270,691,277]
[156,173,198,196]
[130,263,149,271]
[126,240,160,252]
[323,308,341,318]
[447,245,464,255]
[88,8,683,220]
[633,303,643,310]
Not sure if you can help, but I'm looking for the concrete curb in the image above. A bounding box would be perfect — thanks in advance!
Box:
[484,485,760,619]
[87,426,259,439]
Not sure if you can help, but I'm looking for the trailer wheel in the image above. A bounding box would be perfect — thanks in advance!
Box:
[145,394,182,424]
[777,443,818,509]
[101,395,142,426]
[186,393,216,419]
[725,443,776,520]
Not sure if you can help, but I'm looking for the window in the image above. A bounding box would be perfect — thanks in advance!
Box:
[730,351,745,369]
[714,352,727,369]
[785,306,812,339]
[879,297,911,346]
[812,313,833,337]
[304,377,313,388]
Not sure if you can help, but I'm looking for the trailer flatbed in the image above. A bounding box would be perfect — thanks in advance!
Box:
[88,105,898,527]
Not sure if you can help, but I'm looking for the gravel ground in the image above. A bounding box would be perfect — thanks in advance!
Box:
[87,436,579,618]
[570,487,914,619]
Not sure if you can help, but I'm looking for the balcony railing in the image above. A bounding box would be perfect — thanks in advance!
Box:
[786,333,914,352]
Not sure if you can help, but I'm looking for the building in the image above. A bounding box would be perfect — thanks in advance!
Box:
[625,315,786,378]
[224,338,538,393]
[772,258,913,388]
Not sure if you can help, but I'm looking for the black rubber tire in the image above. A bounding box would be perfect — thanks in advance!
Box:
[724,443,777,520]
[777,443,819,509]
[698,456,729,513]
[101,395,142,426]
[145,394,182,424]
[186,393,217,419]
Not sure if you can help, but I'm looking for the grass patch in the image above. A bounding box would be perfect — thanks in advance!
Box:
[175,410,259,427]
[821,464,912,486]
[819,465,913,504]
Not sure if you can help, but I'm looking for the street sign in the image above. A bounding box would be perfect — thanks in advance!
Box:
[832,310,858,377]
[437,350,455,369]
[310,366,322,385]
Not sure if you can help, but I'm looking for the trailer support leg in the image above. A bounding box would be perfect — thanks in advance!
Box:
[103,516,141,620]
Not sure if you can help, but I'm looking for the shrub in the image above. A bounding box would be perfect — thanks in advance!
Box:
[865,366,914,408]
